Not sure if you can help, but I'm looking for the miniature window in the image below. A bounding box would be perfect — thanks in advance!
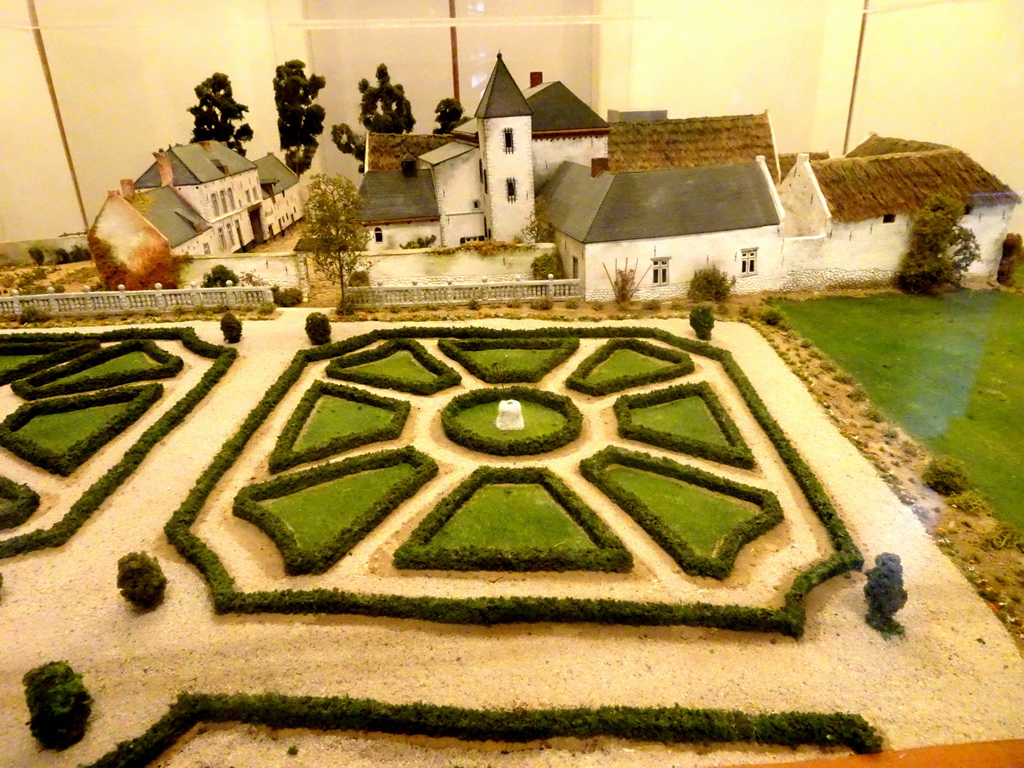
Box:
[740,248,757,275]
[652,257,669,285]
[203,243,211,255]
[882,213,896,223]
[211,195,220,217]
[245,189,251,203]
[572,257,579,280]
[374,227,383,243]
[506,178,517,203]
[472,199,480,209]
[964,204,974,215]
[227,189,235,210]
[234,220,243,246]
[504,127,514,153]
[217,226,227,251]
[220,190,228,212]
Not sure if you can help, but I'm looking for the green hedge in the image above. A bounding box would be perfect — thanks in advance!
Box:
[83,691,881,768]
[581,446,782,580]
[436,337,580,383]
[614,381,756,469]
[0,340,100,386]
[566,338,695,396]
[0,475,40,529]
[268,381,410,473]
[0,384,163,476]
[165,325,861,637]
[0,328,235,560]
[440,386,582,456]
[393,466,633,572]
[12,339,183,399]
[326,338,461,395]
[234,446,437,575]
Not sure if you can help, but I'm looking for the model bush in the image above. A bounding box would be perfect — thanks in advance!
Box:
[220,312,242,343]
[117,551,167,610]
[27,247,46,266]
[759,305,784,326]
[897,192,979,294]
[304,312,332,345]
[23,661,92,750]
[997,233,1022,286]
[687,265,734,302]
[689,305,715,340]
[922,455,970,495]
[864,552,907,636]
[69,244,91,262]
[272,286,303,307]
[530,252,564,280]
[202,265,240,288]
[400,235,437,249]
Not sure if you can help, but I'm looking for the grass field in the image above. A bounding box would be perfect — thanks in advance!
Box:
[0,354,42,372]
[780,291,1024,530]
[426,484,595,552]
[57,351,158,384]
[15,403,128,452]
[630,397,729,446]
[605,465,758,556]
[293,396,394,452]
[461,348,558,376]
[586,349,672,385]
[452,400,566,442]
[346,351,438,386]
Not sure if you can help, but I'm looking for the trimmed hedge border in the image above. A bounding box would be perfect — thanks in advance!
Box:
[267,381,410,473]
[0,328,235,560]
[581,446,782,580]
[326,338,461,395]
[441,386,582,456]
[393,466,633,572]
[566,338,695,396]
[165,325,862,638]
[437,337,580,383]
[12,339,183,400]
[0,340,100,387]
[614,381,756,470]
[0,475,40,530]
[83,691,882,767]
[234,446,438,575]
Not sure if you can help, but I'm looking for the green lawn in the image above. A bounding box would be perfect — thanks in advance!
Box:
[260,463,415,551]
[586,349,672,385]
[0,354,42,372]
[16,403,128,453]
[462,348,559,377]
[605,465,758,557]
[631,397,729,446]
[57,351,159,384]
[427,484,595,552]
[452,400,566,442]
[293,395,394,453]
[780,291,1024,530]
[346,351,438,386]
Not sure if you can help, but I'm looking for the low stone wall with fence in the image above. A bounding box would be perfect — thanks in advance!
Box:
[181,253,309,298]
[348,275,579,307]
[1,284,272,317]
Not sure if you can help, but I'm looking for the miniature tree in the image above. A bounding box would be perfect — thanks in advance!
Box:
[689,305,715,340]
[273,60,326,175]
[187,72,253,155]
[864,553,908,636]
[202,265,239,287]
[897,192,979,294]
[687,266,734,302]
[331,63,416,173]
[305,312,332,345]
[303,174,369,306]
[997,233,1022,286]
[23,661,92,750]
[117,552,167,610]
[922,455,971,495]
[434,97,464,134]
[220,312,243,343]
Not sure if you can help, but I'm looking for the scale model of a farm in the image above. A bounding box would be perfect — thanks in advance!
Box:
[2,53,1023,768]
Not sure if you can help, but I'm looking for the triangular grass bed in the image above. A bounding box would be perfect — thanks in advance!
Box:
[394,466,632,572]
[615,382,756,469]
[326,339,460,395]
[233,446,438,575]
[0,475,40,530]
[0,383,163,476]
[0,339,100,386]
[581,446,782,580]
[566,338,695,396]
[268,381,410,473]
[437,337,580,383]
[12,339,182,400]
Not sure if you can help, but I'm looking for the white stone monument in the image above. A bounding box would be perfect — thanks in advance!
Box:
[495,399,525,431]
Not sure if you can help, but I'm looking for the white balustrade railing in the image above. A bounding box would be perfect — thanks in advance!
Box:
[347,275,580,307]
[1,283,273,316]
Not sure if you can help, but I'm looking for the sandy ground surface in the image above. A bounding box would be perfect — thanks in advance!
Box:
[0,313,1022,768]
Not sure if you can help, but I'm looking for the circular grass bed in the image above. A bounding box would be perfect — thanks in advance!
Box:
[441,386,582,456]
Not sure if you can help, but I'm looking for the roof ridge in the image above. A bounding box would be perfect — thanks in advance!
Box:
[474,54,532,119]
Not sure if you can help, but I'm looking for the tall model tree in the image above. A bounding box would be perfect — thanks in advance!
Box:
[433,97,464,134]
[303,174,369,307]
[187,72,253,155]
[331,63,415,173]
[273,60,326,175]
[896,192,979,293]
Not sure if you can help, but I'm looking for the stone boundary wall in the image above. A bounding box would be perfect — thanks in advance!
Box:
[363,244,552,284]
[0,284,272,316]
[0,235,90,267]
[181,253,309,297]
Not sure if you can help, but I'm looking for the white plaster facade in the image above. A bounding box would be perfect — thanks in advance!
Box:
[533,135,608,189]
[365,221,441,254]
[173,169,262,254]
[261,181,306,241]
[479,115,534,242]
[424,149,487,246]
[363,245,549,284]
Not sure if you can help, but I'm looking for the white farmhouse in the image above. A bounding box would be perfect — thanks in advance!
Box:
[254,152,306,243]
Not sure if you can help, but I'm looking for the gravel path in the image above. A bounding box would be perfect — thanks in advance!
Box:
[0,313,1021,768]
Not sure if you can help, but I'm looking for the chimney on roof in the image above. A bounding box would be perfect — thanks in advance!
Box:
[120,179,135,197]
[198,140,211,150]
[154,151,174,187]
[400,153,417,178]
[530,71,543,88]
[591,157,609,177]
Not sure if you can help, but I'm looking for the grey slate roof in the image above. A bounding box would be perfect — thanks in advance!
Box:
[254,153,299,197]
[419,141,476,165]
[136,141,256,188]
[522,81,608,133]
[139,186,209,248]
[474,54,532,119]
[540,161,779,243]
[359,169,439,223]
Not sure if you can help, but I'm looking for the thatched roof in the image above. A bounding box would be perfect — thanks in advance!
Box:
[366,133,453,172]
[846,133,947,158]
[608,113,780,182]
[778,151,830,181]
[812,149,1020,222]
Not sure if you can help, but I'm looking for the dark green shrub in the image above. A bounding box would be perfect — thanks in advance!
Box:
[642,298,661,311]
[117,551,167,609]
[997,233,1022,286]
[864,553,907,636]
[23,661,92,750]
[272,286,303,307]
[922,455,970,495]
[305,312,332,345]
[27,247,46,266]
[689,305,715,340]
[759,305,784,326]
[529,297,553,311]
[19,306,52,325]
[897,192,979,294]
[69,244,91,262]
[687,265,734,302]
[257,301,275,316]
[467,298,481,310]
[220,312,242,343]
[530,252,564,280]
[348,269,369,287]
[202,265,239,287]
[0,475,41,529]
[54,248,70,264]
[336,296,358,316]
[400,235,437,249]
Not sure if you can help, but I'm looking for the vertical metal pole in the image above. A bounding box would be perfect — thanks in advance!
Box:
[449,0,460,102]
[843,0,871,155]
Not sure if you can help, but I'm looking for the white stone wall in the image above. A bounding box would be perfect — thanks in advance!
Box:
[777,156,831,238]
[428,148,487,246]
[0,234,90,266]
[261,182,306,240]
[175,168,261,252]
[171,227,218,257]
[480,115,535,241]
[363,244,553,284]
[365,221,442,254]
[965,204,1013,276]
[180,252,309,295]
[532,135,608,189]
